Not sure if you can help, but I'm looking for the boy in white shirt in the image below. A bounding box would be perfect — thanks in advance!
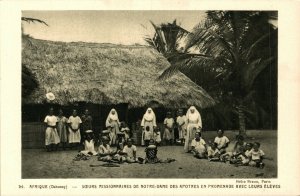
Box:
[214,129,230,154]
[123,139,137,163]
[191,132,207,159]
[248,142,265,168]
[207,142,221,161]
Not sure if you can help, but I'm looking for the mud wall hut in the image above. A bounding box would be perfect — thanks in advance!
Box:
[22,38,215,148]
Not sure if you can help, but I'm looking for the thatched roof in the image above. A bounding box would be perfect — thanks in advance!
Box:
[22,38,215,108]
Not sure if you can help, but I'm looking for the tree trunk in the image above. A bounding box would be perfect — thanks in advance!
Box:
[238,104,247,136]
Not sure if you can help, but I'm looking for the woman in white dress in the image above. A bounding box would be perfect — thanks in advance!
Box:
[43,108,60,152]
[57,109,68,150]
[105,108,120,146]
[67,109,82,150]
[184,106,202,152]
[141,108,157,146]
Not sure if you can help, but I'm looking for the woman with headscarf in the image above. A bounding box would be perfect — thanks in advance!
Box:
[105,108,120,146]
[184,106,202,152]
[141,108,157,146]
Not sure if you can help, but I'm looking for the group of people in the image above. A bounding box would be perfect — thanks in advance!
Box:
[43,106,265,168]
[189,130,265,168]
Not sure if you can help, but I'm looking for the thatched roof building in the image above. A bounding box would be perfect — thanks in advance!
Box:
[22,38,215,109]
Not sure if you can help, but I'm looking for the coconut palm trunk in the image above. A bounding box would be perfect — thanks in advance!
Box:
[237,103,246,136]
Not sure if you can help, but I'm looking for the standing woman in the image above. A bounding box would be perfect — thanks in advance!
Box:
[57,109,68,150]
[105,108,120,146]
[43,108,60,151]
[184,106,202,152]
[141,108,157,146]
[67,109,82,150]
[81,109,93,144]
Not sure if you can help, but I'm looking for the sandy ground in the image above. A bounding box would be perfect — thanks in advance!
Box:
[22,130,277,178]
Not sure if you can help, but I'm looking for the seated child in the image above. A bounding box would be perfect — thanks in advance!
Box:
[154,127,162,146]
[144,139,160,164]
[207,142,221,161]
[191,132,207,159]
[248,142,265,168]
[112,137,127,163]
[140,139,176,164]
[98,136,115,161]
[122,138,137,163]
[220,135,246,162]
[80,130,97,156]
[214,129,230,154]
[143,126,153,147]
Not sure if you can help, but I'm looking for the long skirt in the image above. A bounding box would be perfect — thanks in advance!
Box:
[163,127,174,140]
[141,121,154,146]
[45,127,60,145]
[108,121,119,145]
[184,123,198,152]
[57,123,68,143]
[178,125,186,139]
[68,128,81,143]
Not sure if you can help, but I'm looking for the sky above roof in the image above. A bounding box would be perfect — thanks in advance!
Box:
[22,11,206,45]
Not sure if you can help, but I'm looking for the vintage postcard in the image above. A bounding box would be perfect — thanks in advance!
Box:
[1,0,300,195]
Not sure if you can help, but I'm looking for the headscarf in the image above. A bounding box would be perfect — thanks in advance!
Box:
[141,108,157,126]
[105,108,120,127]
[186,106,202,128]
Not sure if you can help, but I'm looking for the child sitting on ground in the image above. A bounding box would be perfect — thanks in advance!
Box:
[214,129,230,154]
[191,132,207,159]
[122,138,137,163]
[140,139,176,164]
[112,137,127,163]
[98,136,115,162]
[80,130,98,156]
[207,142,221,161]
[248,142,265,168]
[143,139,160,164]
[220,134,246,162]
[143,126,153,147]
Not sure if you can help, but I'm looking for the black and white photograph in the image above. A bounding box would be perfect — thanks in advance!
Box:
[20,10,278,179]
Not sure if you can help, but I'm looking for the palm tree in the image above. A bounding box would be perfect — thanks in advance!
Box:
[145,12,277,135]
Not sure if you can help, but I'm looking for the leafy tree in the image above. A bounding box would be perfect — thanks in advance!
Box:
[145,12,277,135]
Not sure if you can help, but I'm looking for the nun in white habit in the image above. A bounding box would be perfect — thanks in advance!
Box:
[184,106,202,152]
[141,108,157,145]
[105,108,120,146]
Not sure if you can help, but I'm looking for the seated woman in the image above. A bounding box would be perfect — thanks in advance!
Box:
[191,132,207,159]
[80,130,97,156]
[98,136,115,162]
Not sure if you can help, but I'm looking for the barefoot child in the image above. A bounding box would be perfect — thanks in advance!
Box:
[143,126,153,147]
[214,129,230,154]
[122,139,137,163]
[163,112,175,145]
[67,109,82,150]
[207,142,221,161]
[191,132,207,159]
[98,136,115,161]
[248,142,265,168]
[81,130,97,156]
[154,127,162,146]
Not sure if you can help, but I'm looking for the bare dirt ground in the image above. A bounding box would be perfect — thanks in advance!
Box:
[22,130,277,178]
